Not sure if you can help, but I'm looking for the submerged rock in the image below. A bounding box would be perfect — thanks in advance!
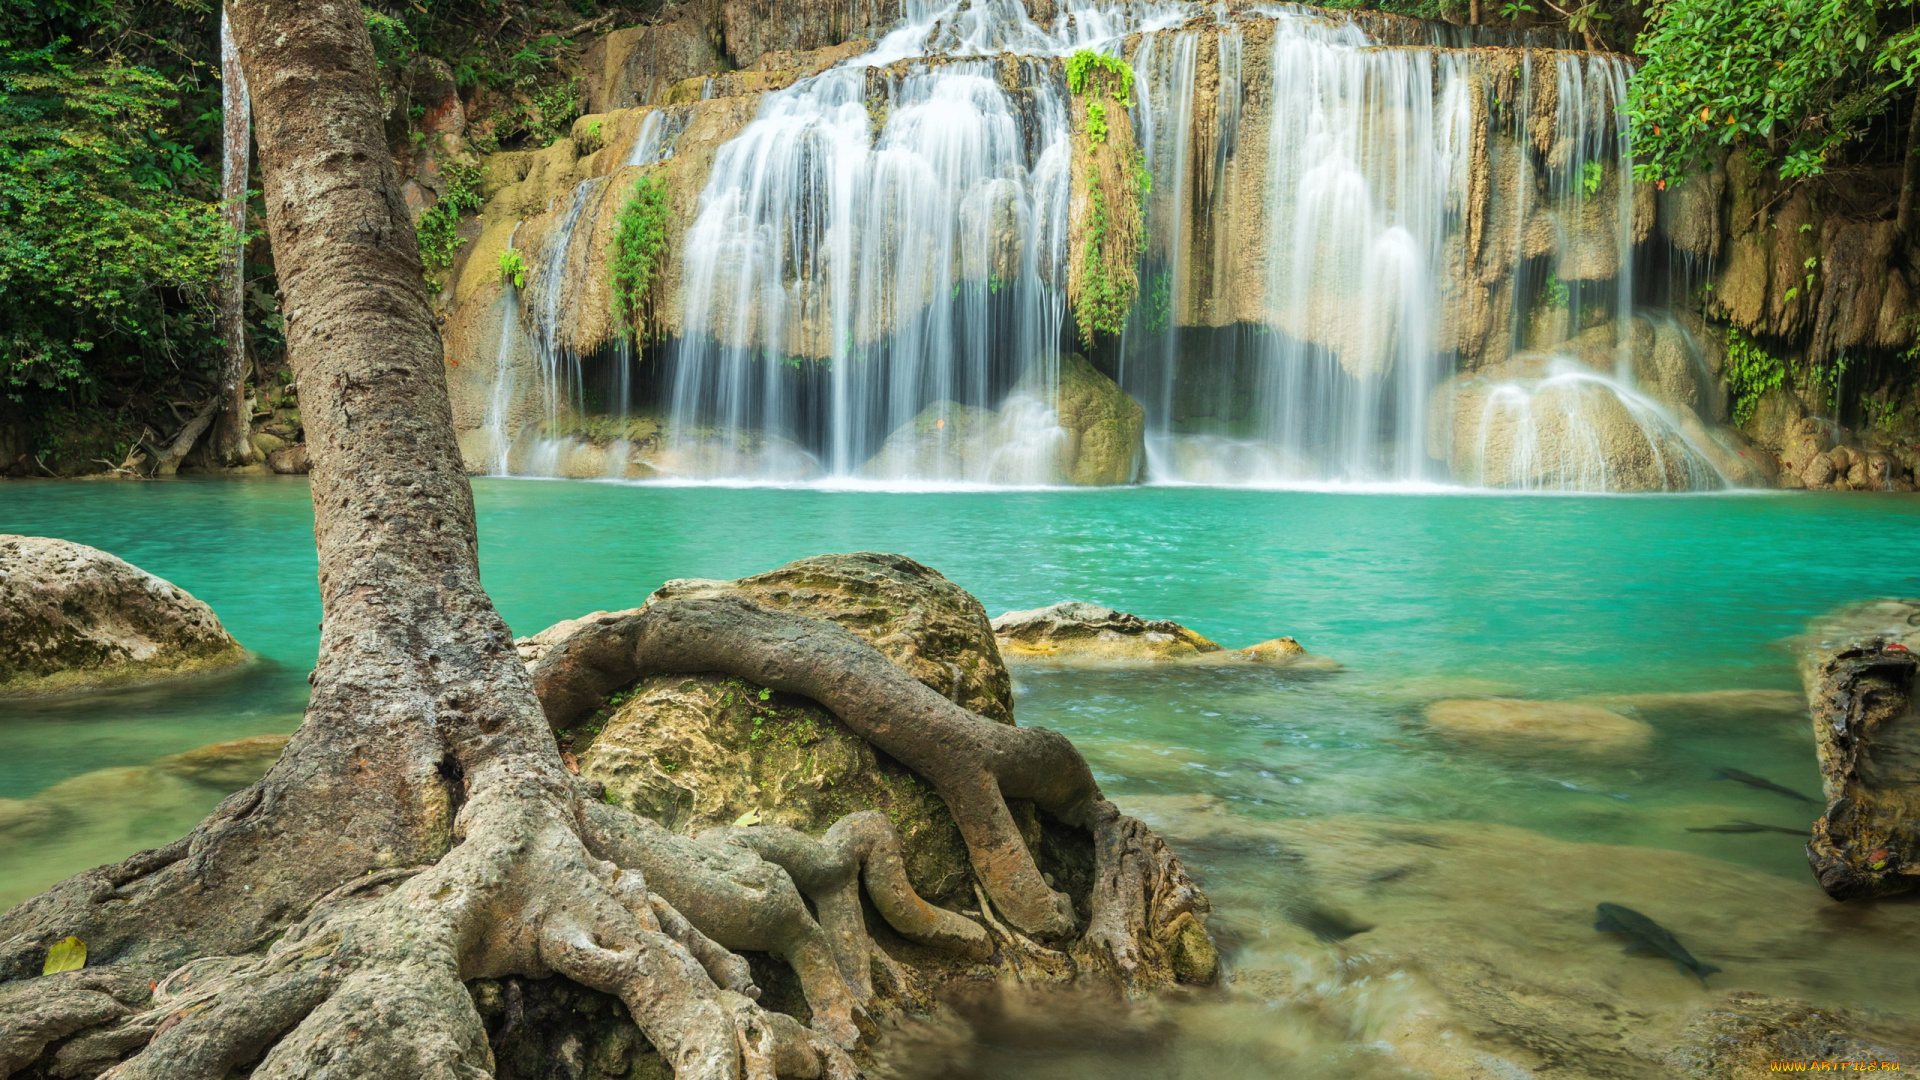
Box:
[1124,797,1920,1079]
[1667,993,1919,1078]
[990,601,1334,668]
[151,734,292,788]
[0,536,248,697]
[1424,697,1654,757]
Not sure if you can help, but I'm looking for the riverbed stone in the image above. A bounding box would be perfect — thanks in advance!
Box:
[1424,697,1654,757]
[151,735,292,788]
[1122,796,1920,1079]
[0,536,248,697]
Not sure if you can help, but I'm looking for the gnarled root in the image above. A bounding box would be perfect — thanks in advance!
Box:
[534,597,1100,938]
[700,810,993,1000]
[534,596,1218,990]
[5,779,854,1080]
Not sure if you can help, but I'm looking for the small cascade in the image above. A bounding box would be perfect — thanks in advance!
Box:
[1467,359,1724,492]
[483,229,524,475]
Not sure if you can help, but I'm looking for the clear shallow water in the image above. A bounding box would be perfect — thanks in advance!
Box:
[4,478,1920,1068]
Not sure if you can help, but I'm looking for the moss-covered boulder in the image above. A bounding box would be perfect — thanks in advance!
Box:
[1050,352,1144,485]
[565,552,1014,905]
[0,536,248,697]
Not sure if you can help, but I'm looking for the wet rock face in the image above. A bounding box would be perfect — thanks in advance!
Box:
[0,536,247,697]
[553,553,1013,904]
[1796,599,1920,900]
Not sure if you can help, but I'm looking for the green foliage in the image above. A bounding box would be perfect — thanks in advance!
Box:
[612,176,671,337]
[1628,0,1920,184]
[1581,160,1603,198]
[0,39,227,396]
[1066,50,1133,108]
[1145,270,1172,334]
[1725,326,1787,425]
[497,248,526,289]
[1499,1,1536,18]
[1085,101,1108,145]
[415,161,484,276]
[1542,273,1570,308]
[1075,175,1135,345]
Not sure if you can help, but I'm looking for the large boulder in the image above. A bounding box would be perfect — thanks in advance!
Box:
[0,536,247,697]
[990,601,1333,668]
[559,553,1015,906]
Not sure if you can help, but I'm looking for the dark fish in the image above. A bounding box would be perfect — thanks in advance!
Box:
[1287,903,1373,942]
[1715,767,1816,804]
[1594,903,1721,986]
[1685,821,1808,836]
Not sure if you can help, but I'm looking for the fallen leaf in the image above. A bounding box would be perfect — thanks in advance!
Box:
[732,810,763,827]
[43,936,86,975]
[562,752,580,775]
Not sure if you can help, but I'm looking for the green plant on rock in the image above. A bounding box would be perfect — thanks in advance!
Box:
[1076,176,1135,344]
[415,161,484,278]
[1542,273,1570,309]
[1725,326,1787,425]
[1580,160,1603,198]
[613,175,671,339]
[1066,50,1134,107]
[1085,101,1108,145]
[497,247,526,290]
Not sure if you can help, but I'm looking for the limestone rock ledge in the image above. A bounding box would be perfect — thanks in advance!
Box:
[990,601,1335,668]
[0,536,248,697]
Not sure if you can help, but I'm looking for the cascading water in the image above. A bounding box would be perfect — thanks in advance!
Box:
[479,0,1746,491]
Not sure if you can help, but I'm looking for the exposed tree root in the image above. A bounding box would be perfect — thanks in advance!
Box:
[530,595,1213,984]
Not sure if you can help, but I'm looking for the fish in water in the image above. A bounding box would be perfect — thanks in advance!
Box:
[1594,903,1721,986]
[1686,821,1808,836]
[1715,767,1816,804]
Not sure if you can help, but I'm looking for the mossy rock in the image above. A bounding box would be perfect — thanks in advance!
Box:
[0,535,248,697]
[571,552,1014,906]
[1049,353,1144,485]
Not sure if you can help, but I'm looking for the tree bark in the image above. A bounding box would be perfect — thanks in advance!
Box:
[1898,96,1920,241]
[210,5,256,468]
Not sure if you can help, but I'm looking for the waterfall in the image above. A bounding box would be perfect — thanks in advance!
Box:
[471,0,1745,492]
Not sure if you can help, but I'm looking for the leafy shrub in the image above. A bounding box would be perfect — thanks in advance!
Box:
[415,161,485,276]
[612,176,671,337]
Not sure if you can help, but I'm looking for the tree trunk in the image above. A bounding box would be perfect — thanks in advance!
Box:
[1898,96,1920,241]
[210,5,256,468]
[0,3,1211,1076]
